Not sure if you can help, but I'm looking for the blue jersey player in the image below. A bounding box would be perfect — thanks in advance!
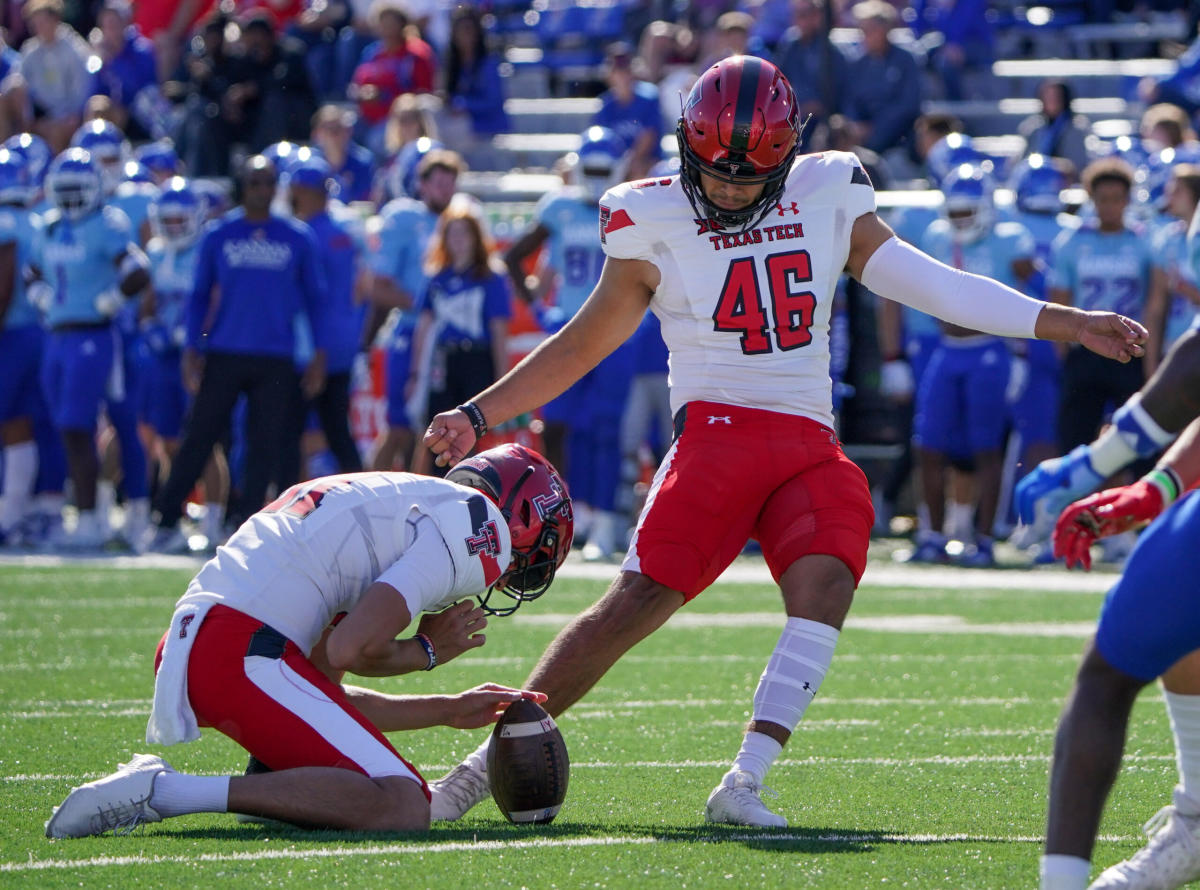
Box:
[366,149,463,473]
[909,162,1036,567]
[28,148,150,550]
[503,127,638,559]
[1049,157,1156,454]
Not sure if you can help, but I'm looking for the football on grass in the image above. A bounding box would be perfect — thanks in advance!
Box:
[487,698,569,824]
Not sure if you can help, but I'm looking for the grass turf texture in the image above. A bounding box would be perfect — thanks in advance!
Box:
[0,556,1176,888]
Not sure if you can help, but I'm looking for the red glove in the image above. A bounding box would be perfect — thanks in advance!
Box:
[1052,481,1165,570]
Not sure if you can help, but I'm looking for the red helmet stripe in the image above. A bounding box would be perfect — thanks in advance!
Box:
[729,56,766,157]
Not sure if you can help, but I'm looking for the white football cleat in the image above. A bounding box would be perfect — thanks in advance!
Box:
[705,770,788,828]
[45,754,174,838]
[1090,790,1200,889]
[429,762,490,822]
[145,525,191,555]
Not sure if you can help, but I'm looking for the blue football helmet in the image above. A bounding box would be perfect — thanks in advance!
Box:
[46,149,104,220]
[0,148,35,206]
[150,176,204,247]
[3,133,51,187]
[120,160,154,185]
[926,133,984,188]
[134,140,182,180]
[71,120,131,193]
[941,162,995,244]
[1010,154,1067,214]
[572,126,628,202]
[288,152,337,195]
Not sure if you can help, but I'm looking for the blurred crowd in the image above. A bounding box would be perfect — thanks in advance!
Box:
[2,0,1200,566]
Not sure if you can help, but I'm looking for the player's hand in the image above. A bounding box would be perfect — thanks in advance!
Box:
[423,409,477,468]
[879,359,914,401]
[301,351,327,399]
[443,684,548,730]
[1076,311,1147,364]
[1015,445,1104,525]
[416,600,488,665]
[1052,481,1164,570]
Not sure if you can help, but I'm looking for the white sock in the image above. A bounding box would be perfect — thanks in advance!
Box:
[466,736,492,774]
[149,772,231,817]
[946,500,975,541]
[1165,691,1200,810]
[724,617,838,784]
[916,502,932,535]
[0,441,37,531]
[729,732,783,786]
[1039,853,1091,890]
[201,502,225,541]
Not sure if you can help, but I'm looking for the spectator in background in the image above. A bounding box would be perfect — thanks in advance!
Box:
[230,10,317,153]
[1018,79,1091,179]
[89,0,161,141]
[635,20,698,135]
[740,0,793,52]
[0,29,29,142]
[165,11,242,177]
[911,0,994,102]
[591,42,662,181]
[147,156,330,553]
[350,0,435,158]
[1139,22,1200,116]
[278,154,365,488]
[134,0,216,82]
[373,91,440,203]
[311,103,375,203]
[287,0,353,102]
[409,203,511,476]
[438,4,508,164]
[842,0,922,159]
[18,0,92,152]
[698,11,756,69]
[1146,165,1200,371]
[826,113,888,188]
[773,0,846,152]
[1140,101,1196,152]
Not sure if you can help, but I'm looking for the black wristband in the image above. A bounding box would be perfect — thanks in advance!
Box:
[457,401,488,438]
[414,632,437,670]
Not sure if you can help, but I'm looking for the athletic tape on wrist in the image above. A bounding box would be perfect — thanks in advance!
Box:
[457,401,488,439]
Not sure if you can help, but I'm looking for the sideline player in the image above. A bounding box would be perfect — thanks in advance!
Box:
[1037,335,1200,890]
[421,56,1148,827]
[45,444,573,837]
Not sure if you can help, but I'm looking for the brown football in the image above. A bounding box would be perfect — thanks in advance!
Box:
[487,698,569,824]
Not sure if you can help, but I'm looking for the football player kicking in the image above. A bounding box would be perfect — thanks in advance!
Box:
[1016,328,1200,890]
[422,55,1148,828]
[45,444,573,838]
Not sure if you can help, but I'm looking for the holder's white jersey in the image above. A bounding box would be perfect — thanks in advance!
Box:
[599,151,876,428]
[175,473,511,653]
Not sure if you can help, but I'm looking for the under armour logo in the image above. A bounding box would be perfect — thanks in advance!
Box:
[707,416,732,424]
[776,201,800,216]
[802,681,813,691]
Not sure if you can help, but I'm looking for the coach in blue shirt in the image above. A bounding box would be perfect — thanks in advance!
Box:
[148,155,330,550]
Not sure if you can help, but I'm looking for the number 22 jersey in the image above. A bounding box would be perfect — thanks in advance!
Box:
[599,150,875,430]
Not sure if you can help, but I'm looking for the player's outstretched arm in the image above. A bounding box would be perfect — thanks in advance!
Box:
[424,255,657,467]
[342,684,547,732]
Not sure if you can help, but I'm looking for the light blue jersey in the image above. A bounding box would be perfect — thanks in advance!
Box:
[145,237,199,353]
[32,205,133,328]
[111,181,158,243]
[1153,218,1200,349]
[1007,209,1077,300]
[0,204,38,329]
[368,196,437,305]
[1049,222,1154,319]
[921,219,1035,291]
[536,186,604,319]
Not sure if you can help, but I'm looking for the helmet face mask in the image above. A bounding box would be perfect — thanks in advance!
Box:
[446,444,574,617]
[676,55,802,232]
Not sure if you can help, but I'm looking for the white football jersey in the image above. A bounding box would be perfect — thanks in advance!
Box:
[176,473,511,653]
[599,151,876,429]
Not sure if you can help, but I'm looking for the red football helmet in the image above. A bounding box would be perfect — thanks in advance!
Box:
[676,55,803,230]
[447,443,574,615]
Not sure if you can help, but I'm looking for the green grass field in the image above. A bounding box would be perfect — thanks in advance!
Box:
[0,553,1176,889]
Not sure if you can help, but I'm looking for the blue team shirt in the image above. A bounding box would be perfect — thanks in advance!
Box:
[1152,219,1200,347]
[1005,209,1076,300]
[592,81,663,159]
[333,143,376,204]
[0,204,38,329]
[188,209,328,358]
[416,266,511,346]
[369,196,438,304]
[111,181,158,243]
[305,210,364,373]
[535,187,604,319]
[921,219,1034,291]
[145,237,199,354]
[32,205,133,328]
[1049,222,1155,319]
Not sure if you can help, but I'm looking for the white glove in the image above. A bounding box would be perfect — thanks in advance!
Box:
[880,359,914,400]
[27,280,53,313]
[94,288,124,318]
